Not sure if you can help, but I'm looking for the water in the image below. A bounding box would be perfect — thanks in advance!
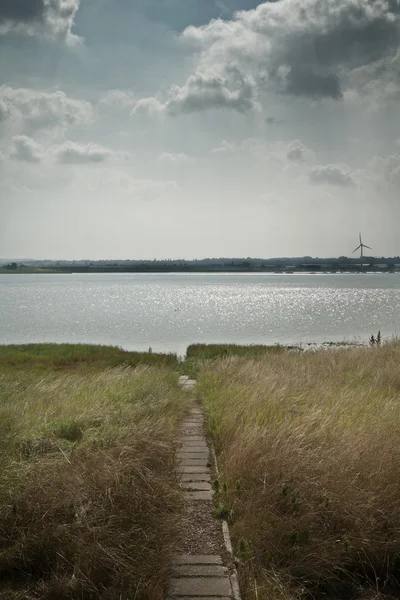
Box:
[1,272,400,355]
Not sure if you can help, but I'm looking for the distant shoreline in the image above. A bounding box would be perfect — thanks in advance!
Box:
[1,267,399,275]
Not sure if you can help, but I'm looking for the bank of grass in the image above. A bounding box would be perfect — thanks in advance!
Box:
[0,351,186,599]
[0,343,178,370]
[197,342,400,599]
[186,343,286,360]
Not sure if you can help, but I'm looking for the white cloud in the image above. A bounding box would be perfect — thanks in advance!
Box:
[156,152,191,164]
[367,153,400,189]
[133,68,259,116]
[131,0,400,116]
[52,141,116,164]
[10,135,45,163]
[286,139,314,163]
[0,0,81,43]
[7,137,119,166]
[0,86,93,133]
[345,49,400,110]
[309,164,356,187]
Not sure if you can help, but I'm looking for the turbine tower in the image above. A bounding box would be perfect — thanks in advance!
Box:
[353,233,372,267]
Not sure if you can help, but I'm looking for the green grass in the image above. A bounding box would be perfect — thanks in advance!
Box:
[0,343,178,369]
[0,348,187,600]
[198,342,400,600]
[186,343,287,360]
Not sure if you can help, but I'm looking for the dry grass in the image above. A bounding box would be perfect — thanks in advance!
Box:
[198,342,400,600]
[0,343,178,370]
[0,362,187,599]
[186,344,286,360]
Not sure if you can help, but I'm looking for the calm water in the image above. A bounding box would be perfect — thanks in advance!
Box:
[1,273,400,354]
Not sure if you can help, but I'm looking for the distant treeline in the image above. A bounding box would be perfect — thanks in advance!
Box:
[1,256,400,273]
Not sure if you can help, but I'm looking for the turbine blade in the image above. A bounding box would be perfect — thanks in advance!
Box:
[359,233,362,244]
[364,244,372,250]
[353,245,361,253]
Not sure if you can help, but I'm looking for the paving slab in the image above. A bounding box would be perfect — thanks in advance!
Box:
[176,451,209,458]
[177,458,209,467]
[172,565,228,577]
[183,426,204,431]
[169,577,232,597]
[180,473,211,482]
[179,450,209,456]
[180,436,205,442]
[178,466,211,474]
[177,456,210,463]
[183,490,213,500]
[167,597,231,600]
[173,555,223,565]
[179,444,208,451]
[181,481,212,491]
[180,440,207,445]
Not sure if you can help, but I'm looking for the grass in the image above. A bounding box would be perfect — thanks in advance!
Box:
[197,341,400,599]
[0,348,187,599]
[186,343,287,360]
[0,343,178,370]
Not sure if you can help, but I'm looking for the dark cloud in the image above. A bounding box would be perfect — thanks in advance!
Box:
[0,0,80,41]
[265,116,282,125]
[285,68,341,100]
[178,0,400,106]
[0,0,45,23]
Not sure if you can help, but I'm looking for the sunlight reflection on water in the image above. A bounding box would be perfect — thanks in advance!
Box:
[1,273,399,354]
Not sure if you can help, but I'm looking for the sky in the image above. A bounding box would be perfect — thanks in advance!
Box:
[0,0,400,260]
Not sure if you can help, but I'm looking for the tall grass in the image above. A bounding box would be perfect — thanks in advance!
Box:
[186,344,286,360]
[0,361,186,599]
[0,343,178,369]
[198,342,400,599]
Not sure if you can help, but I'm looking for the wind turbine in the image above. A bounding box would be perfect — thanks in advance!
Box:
[353,233,372,267]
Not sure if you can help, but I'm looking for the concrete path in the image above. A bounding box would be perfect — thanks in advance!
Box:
[167,378,234,599]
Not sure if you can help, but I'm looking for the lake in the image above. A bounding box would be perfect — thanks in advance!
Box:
[1,272,400,355]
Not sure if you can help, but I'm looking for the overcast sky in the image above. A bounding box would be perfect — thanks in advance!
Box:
[1,0,399,259]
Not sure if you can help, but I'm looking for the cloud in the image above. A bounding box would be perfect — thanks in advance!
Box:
[133,68,258,116]
[52,141,116,164]
[0,0,80,42]
[173,0,400,107]
[10,135,45,163]
[0,86,93,132]
[8,137,118,166]
[286,139,313,163]
[212,137,316,168]
[265,116,282,125]
[309,164,356,187]
[345,48,400,109]
[156,152,191,164]
[367,153,400,189]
